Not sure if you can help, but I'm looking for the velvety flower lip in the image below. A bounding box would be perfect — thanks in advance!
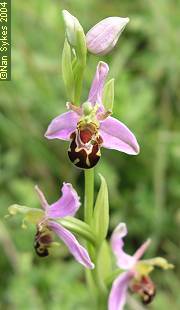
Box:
[34,183,94,269]
[45,61,140,156]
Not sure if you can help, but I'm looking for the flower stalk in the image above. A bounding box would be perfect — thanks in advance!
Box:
[84,168,94,224]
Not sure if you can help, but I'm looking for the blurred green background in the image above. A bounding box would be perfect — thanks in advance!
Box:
[0,0,180,309]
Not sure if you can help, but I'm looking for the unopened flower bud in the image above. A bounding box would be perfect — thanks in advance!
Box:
[86,17,129,55]
[62,10,84,47]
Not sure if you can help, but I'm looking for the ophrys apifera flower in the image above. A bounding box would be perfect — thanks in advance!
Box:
[45,62,139,169]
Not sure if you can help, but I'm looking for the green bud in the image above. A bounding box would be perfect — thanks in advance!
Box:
[103,78,114,112]
[62,10,87,104]
[62,10,84,48]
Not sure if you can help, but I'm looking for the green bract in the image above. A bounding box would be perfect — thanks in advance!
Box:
[62,39,74,101]
[103,78,114,113]
[96,240,112,292]
[92,174,109,244]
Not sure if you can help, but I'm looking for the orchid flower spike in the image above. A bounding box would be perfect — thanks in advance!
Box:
[108,223,173,310]
[8,183,94,269]
[86,17,129,55]
[45,61,139,169]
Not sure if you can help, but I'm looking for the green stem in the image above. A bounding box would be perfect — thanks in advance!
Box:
[84,168,94,224]
[97,293,107,310]
[83,168,97,304]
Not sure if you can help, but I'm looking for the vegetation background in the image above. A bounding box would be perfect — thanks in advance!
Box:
[0,0,179,309]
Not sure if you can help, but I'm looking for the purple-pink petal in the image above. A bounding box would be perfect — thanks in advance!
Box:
[48,221,94,269]
[111,223,136,270]
[88,61,109,108]
[133,239,151,261]
[108,271,132,310]
[47,183,80,218]
[35,185,49,210]
[99,116,140,155]
[44,111,79,141]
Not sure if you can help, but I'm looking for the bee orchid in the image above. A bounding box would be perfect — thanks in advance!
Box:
[45,61,139,169]
[8,183,94,269]
[108,223,173,310]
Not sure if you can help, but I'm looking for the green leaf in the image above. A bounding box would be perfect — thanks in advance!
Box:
[62,39,74,101]
[102,78,114,112]
[96,240,112,292]
[92,174,109,244]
